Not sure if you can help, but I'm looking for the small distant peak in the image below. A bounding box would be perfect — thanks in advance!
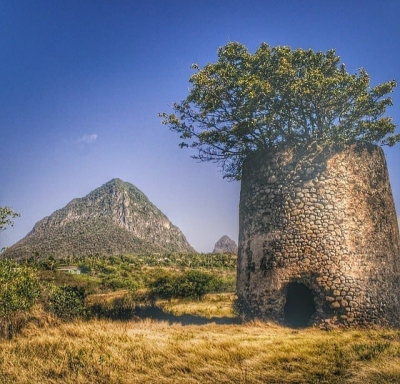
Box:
[213,235,238,254]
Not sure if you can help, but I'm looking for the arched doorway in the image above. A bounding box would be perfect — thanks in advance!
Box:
[284,282,316,327]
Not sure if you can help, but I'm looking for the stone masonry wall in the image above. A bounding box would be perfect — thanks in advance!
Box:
[237,142,400,327]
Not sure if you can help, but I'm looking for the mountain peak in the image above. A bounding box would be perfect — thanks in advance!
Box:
[5,179,195,259]
[105,178,126,187]
[213,235,238,254]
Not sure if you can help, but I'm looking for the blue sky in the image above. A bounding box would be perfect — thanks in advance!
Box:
[1,0,399,252]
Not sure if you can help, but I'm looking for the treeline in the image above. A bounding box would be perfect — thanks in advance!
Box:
[30,251,237,270]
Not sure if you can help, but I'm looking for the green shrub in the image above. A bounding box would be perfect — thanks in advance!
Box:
[175,270,214,299]
[148,270,178,302]
[208,275,236,293]
[148,270,218,301]
[102,276,139,291]
[48,285,87,320]
[0,260,40,338]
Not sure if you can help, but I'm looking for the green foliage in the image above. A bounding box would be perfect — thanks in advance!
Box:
[0,206,20,233]
[161,42,398,179]
[175,270,215,299]
[48,285,87,320]
[34,253,236,294]
[133,252,237,270]
[149,269,231,301]
[176,270,213,299]
[148,270,177,301]
[25,253,237,321]
[0,260,40,337]
[102,276,139,292]
[37,270,101,296]
[208,274,236,293]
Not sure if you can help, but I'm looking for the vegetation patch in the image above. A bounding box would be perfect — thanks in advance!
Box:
[0,252,399,382]
[0,260,40,338]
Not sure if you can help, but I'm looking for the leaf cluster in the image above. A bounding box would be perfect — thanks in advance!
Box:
[0,260,40,337]
[48,285,87,321]
[161,42,398,179]
[0,206,20,233]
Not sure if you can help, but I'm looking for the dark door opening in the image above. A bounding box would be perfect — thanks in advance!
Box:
[284,282,316,327]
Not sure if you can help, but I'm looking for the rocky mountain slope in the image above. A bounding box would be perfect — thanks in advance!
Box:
[213,235,238,254]
[5,178,195,259]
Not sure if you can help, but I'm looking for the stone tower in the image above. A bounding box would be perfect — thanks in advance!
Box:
[237,142,400,327]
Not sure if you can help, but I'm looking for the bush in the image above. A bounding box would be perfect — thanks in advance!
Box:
[148,270,177,302]
[102,276,139,292]
[148,270,218,301]
[208,275,236,293]
[175,270,214,299]
[48,285,87,320]
[0,260,40,338]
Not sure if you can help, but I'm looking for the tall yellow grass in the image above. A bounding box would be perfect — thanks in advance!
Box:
[0,313,399,383]
[157,293,237,318]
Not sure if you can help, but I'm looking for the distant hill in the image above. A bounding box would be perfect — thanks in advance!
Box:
[213,235,238,254]
[4,178,195,259]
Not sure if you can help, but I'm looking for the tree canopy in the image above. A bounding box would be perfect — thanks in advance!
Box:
[0,206,20,233]
[160,42,398,180]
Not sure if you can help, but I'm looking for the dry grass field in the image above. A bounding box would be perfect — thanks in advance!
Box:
[0,294,400,384]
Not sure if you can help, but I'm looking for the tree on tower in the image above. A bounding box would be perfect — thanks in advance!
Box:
[160,42,398,180]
